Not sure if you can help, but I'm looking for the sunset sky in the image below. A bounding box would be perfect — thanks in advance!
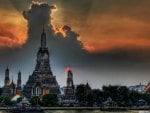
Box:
[0,0,150,88]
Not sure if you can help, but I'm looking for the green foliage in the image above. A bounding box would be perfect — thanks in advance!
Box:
[76,84,150,107]
[92,89,104,105]
[30,96,41,106]
[142,93,150,104]
[17,96,23,103]
[0,96,4,103]
[102,85,131,107]
[42,94,58,107]
[75,84,93,106]
[0,88,2,95]
[3,96,11,105]
[76,84,85,103]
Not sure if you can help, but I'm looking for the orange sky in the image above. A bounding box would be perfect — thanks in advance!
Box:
[0,1,27,49]
[52,0,150,53]
[0,0,150,53]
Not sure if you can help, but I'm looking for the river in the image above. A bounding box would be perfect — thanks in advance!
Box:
[39,110,150,113]
[0,110,150,113]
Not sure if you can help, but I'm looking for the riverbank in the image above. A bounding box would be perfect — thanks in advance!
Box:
[0,107,100,110]
[0,106,149,111]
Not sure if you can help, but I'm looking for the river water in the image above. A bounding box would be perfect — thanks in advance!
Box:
[44,110,149,113]
[0,110,150,113]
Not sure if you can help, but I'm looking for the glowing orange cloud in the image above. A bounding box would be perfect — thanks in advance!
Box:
[84,38,150,53]
[0,5,27,49]
[54,27,66,37]
[0,23,27,49]
[80,14,150,53]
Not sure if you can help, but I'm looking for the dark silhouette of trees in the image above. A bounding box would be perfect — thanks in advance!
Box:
[75,84,93,106]
[75,84,150,107]
[0,88,2,96]
[29,96,41,106]
[42,94,59,107]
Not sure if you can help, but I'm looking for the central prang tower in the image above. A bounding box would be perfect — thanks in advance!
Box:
[34,28,53,75]
[23,28,60,99]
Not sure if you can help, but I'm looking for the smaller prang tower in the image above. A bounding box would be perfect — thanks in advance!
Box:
[64,66,75,100]
[16,71,22,95]
[67,68,74,89]
[4,67,10,86]
[2,67,17,97]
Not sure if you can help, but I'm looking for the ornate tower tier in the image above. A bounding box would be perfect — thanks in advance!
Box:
[16,71,22,95]
[23,28,60,98]
[65,67,74,96]
[4,67,10,86]
[67,70,74,88]
[34,28,53,75]
[61,67,75,104]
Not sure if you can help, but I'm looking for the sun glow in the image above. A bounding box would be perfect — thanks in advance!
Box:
[0,7,27,49]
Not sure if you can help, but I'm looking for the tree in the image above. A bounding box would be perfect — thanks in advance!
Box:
[0,88,2,96]
[17,97,23,103]
[75,84,93,106]
[76,84,85,105]
[141,93,150,105]
[3,96,11,105]
[92,89,104,106]
[0,96,4,103]
[129,91,141,106]
[30,96,41,106]
[42,94,58,107]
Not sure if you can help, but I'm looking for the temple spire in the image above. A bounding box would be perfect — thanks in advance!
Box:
[17,70,21,87]
[16,70,22,95]
[4,66,10,86]
[41,27,46,48]
[67,67,74,88]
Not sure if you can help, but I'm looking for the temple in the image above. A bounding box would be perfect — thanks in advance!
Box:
[23,28,60,99]
[2,67,22,97]
[61,67,76,105]
[144,82,150,93]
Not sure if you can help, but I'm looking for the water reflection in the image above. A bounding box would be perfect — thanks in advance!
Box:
[139,111,150,113]
[0,110,149,113]
[44,110,141,113]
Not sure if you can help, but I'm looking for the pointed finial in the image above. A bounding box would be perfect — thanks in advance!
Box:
[66,66,71,72]
[43,27,45,33]
[86,81,89,86]
[12,76,14,83]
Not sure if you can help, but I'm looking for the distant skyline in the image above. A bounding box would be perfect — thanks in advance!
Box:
[0,0,150,88]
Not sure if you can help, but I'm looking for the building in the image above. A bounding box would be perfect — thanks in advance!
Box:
[61,67,76,106]
[144,82,150,93]
[129,83,145,93]
[23,28,60,99]
[2,67,22,97]
[16,71,22,95]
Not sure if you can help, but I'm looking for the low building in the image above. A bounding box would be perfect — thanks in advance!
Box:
[103,97,117,107]
[129,83,145,93]
[144,82,150,93]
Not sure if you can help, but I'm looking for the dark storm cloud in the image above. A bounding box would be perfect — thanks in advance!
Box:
[23,3,56,27]
[2,1,150,71]
[22,2,87,66]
